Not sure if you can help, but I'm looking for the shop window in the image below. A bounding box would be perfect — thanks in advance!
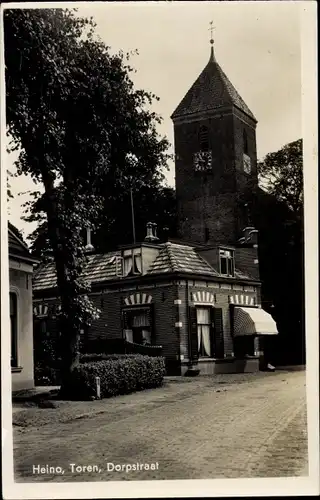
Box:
[10,292,18,367]
[196,307,212,357]
[234,336,255,358]
[219,249,235,277]
[123,307,152,345]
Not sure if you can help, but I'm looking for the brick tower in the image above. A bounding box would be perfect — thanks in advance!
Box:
[171,38,259,246]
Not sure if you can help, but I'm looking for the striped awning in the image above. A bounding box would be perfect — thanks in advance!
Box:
[233,307,278,336]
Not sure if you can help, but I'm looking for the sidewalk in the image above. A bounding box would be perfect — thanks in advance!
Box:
[12,370,296,429]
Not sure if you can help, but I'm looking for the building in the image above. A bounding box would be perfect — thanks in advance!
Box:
[32,40,278,375]
[9,223,39,390]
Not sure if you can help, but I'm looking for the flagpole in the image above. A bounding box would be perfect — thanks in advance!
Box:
[130,186,136,244]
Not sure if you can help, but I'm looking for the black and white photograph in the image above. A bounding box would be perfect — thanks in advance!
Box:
[1,1,318,498]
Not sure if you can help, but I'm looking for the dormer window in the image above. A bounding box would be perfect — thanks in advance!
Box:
[122,248,142,277]
[219,249,235,277]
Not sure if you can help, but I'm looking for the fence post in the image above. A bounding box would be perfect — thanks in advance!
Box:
[95,376,101,399]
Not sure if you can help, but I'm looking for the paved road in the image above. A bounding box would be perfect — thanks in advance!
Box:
[13,370,308,481]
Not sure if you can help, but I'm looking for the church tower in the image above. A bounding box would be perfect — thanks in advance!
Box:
[171,36,258,246]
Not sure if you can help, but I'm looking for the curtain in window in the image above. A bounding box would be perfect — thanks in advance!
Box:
[134,255,142,273]
[124,329,133,342]
[142,330,151,344]
[197,325,211,356]
[202,326,211,356]
[196,308,211,357]
[197,308,210,324]
[132,312,150,328]
[123,256,132,276]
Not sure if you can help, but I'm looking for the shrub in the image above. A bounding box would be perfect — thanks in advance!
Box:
[69,354,165,400]
[34,363,61,386]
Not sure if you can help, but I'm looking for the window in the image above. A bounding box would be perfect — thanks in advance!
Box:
[199,126,209,152]
[196,307,212,357]
[10,292,18,367]
[243,154,251,174]
[204,227,210,243]
[123,307,152,345]
[234,336,255,358]
[219,249,235,277]
[122,249,142,277]
[243,129,248,155]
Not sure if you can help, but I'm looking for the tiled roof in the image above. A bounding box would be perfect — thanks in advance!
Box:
[171,48,256,121]
[33,251,121,291]
[147,242,254,280]
[147,242,220,277]
[33,242,255,292]
[8,222,39,263]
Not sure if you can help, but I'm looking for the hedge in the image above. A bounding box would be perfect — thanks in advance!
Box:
[68,354,166,400]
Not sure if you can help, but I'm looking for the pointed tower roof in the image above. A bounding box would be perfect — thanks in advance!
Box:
[171,42,257,122]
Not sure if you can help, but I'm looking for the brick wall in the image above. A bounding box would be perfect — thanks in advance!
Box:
[174,109,259,246]
[174,114,239,245]
[176,280,259,361]
[33,277,261,375]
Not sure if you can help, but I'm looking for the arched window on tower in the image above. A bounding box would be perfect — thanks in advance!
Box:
[199,126,209,152]
[243,129,249,155]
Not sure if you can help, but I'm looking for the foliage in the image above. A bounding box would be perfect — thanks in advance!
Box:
[69,355,166,400]
[254,139,304,364]
[34,364,61,386]
[5,8,170,394]
[26,184,176,258]
[7,170,14,201]
[258,139,303,217]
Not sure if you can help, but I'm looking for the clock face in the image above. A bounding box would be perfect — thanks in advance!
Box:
[194,151,212,172]
[243,154,251,174]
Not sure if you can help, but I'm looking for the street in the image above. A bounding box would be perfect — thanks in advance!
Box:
[13,370,308,481]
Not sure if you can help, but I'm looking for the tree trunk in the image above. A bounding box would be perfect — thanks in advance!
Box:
[58,323,80,399]
[41,172,81,399]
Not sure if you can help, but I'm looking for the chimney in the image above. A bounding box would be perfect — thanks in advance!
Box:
[162,226,170,242]
[144,222,159,243]
[85,227,94,253]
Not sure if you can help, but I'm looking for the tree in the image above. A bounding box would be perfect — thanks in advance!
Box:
[5,8,170,396]
[258,139,303,217]
[255,139,304,364]
[26,184,176,258]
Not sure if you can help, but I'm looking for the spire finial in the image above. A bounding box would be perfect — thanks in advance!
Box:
[208,21,215,61]
[209,21,214,44]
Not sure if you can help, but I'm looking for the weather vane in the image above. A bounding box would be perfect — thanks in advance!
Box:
[208,21,215,45]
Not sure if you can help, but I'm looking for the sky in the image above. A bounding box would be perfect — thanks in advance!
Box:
[4,1,302,238]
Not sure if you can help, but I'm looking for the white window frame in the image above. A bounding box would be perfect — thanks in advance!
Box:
[122,248,142,277]
[196,306,212,358]
[219,248,235,277]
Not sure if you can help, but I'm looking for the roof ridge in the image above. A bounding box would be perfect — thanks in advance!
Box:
[165,242,180,272]
[216,63,256,120]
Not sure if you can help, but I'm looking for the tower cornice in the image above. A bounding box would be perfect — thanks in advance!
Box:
[172,104,257,127]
